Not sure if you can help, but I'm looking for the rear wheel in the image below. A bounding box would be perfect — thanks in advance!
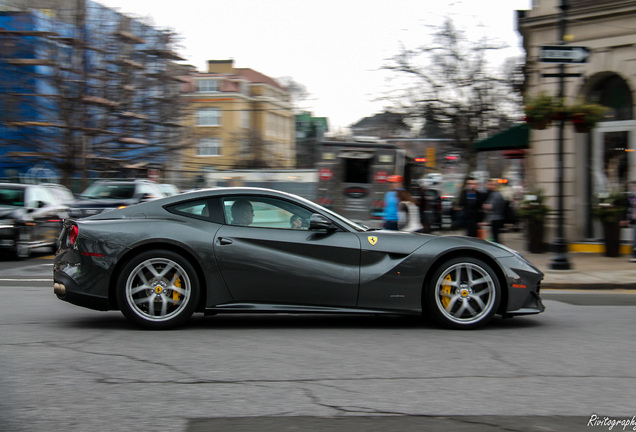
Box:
[117,250,200,329]
[426,257,500,329]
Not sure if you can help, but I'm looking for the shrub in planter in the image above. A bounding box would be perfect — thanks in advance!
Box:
[517,191,550,253]
[524,93,563,130]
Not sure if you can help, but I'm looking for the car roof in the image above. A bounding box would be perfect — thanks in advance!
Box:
[91,179,156,185]
[89,187,317,219]
[170,187,300,201]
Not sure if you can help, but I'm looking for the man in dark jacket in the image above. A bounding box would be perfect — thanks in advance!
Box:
[483,179,507,243]
[456,177,485,237]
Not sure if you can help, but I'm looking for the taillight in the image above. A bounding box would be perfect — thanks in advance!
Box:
[69,225,79,245]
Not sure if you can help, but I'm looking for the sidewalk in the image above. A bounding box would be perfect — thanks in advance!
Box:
[444,230,636,290]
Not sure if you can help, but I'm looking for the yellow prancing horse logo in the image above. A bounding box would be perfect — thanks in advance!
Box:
[368,236,378,246]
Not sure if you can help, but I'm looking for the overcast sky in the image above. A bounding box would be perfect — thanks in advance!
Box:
[98,0,532,132]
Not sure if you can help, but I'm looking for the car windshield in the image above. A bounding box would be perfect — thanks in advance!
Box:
[80,183,135,200]
[0,187,25,208]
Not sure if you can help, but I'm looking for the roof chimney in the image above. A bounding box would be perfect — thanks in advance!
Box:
[207,59,234,74]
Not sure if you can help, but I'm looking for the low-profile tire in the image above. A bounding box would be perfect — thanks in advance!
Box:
[425,256,501,329]
[116,250,200,330]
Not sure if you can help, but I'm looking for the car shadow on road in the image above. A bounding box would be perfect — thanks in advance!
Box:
[188,313,545,331]
[57,312,545,332]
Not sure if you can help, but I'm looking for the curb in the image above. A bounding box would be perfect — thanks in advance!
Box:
[541,282,636,290]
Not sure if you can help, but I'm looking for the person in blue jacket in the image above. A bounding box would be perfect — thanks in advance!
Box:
[383,175,404,230]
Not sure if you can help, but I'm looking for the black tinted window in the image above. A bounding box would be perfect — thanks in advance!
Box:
[168,199,222,222]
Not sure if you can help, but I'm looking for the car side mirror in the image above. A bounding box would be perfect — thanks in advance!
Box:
[309,213,337,231]
[140,193,155,202]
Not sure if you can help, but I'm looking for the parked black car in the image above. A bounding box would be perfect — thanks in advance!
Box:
[68,179,166,218]
[0,183,68,258]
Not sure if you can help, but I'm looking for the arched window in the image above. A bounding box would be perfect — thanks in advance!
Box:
[588,74,633,121]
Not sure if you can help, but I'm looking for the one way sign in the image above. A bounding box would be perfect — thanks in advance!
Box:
[540,45,591,63]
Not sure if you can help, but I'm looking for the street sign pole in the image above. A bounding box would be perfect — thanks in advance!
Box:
[550,0,572,270]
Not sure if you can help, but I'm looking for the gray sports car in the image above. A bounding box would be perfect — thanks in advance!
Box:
[53,187,544,330]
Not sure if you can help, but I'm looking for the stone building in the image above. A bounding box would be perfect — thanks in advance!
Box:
[518,0,636,247]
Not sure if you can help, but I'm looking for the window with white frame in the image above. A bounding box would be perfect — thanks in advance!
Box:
[197,138,221,156]
[197,108,221,126]
[197,79,219,93]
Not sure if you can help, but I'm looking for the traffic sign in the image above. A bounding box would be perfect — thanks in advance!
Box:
[374,170,388,183]
[540,45,590,63]
[318,168,333,181]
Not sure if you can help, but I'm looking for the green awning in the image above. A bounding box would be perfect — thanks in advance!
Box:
[473,124,530,152]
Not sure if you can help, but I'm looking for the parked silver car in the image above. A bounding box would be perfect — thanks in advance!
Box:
[0,183,68,258]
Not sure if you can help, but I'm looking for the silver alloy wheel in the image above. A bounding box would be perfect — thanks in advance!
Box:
[125,257,192,322]
[434,262,497,325]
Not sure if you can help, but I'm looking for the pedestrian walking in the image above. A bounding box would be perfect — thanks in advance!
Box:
[397,189,424,232]
[416,183,432,233]
[383,175,404,230]
[455,177,485,238]
[482,179,507,243]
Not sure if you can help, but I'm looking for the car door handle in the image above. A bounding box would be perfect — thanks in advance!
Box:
[218,237,233,245]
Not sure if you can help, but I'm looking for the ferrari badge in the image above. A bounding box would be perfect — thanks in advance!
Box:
[368,236,378,246]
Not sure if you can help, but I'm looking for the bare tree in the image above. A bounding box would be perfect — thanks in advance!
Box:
[229,128,276,169]
[276,76,310,111]
[384,18,523,171]
[0,0,190,188]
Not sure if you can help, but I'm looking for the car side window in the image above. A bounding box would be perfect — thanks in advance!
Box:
[222,197,312,230]
[169,199,214,219]
[0,188,24,207]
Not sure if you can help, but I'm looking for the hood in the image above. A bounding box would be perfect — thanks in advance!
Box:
[424,234,517,259]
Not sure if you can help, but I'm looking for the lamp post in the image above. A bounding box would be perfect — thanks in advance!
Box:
[549,0,572,270]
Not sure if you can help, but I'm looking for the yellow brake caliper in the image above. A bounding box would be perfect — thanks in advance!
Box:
[173,278,182,302]
[441,273,452,308]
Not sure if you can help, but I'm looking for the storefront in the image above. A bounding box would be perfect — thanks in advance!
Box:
[518,1,636,245]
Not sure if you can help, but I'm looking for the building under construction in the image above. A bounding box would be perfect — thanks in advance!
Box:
[0,0,188,190]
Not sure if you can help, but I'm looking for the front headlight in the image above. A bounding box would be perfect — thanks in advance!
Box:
[492,241,533,264]
[0,219,16,229]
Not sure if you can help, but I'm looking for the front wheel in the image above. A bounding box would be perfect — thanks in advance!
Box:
[425,257,501,329]
[117,250,200,329]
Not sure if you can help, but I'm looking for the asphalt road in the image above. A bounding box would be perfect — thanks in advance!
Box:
[1,257,635,432]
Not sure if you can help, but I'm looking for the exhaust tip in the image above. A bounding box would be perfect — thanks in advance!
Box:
[53,282,66,296]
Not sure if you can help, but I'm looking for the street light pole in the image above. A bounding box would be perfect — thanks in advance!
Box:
[550,0,572,270]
